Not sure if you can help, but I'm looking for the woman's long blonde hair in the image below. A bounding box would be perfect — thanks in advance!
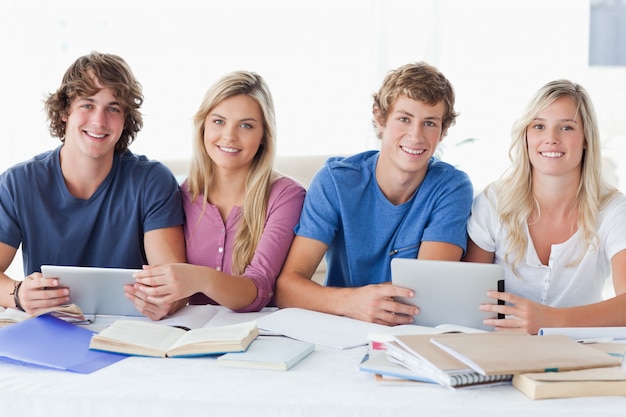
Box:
[493,79,617,273]
[186,71,277,275]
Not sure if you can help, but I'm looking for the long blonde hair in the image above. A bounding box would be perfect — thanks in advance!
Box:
[186,71,277,275]
[494,79,617,273]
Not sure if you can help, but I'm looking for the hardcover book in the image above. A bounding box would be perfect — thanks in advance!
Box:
[513,367,626,400]
[217,336,314,371]
[429,332,621,375]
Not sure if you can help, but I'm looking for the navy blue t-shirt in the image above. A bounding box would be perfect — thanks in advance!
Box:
[0,146,184,275]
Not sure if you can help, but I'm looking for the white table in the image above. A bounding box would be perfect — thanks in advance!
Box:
[1,311,625,417]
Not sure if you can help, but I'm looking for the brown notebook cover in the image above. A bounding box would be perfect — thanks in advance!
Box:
[429,332,621,375]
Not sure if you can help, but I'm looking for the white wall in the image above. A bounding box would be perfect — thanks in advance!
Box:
[2,0,625,193]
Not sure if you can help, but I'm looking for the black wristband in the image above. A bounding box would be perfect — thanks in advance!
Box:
[10,280,24,311]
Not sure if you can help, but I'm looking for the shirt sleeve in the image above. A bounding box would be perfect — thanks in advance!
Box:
[603,195,626,261]
[467,188,499,253]
[141,162,185,232]
[236,177,306,312]
[0,171,21,249]
[294,162,340,246]
[420,168,474,252]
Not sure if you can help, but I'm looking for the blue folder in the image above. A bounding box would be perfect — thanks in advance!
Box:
[0,313,128,373]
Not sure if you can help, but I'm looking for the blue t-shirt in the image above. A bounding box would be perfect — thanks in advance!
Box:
[295,150,473,287]
[0,146,184,275]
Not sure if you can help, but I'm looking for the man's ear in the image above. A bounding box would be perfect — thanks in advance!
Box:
[372,105,384,137]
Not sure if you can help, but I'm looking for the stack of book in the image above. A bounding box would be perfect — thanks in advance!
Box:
[361,330,625,394]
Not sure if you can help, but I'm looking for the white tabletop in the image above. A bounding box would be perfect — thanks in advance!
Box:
[1,310,626,417]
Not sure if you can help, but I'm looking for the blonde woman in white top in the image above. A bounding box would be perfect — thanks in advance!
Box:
[464,79,626,334]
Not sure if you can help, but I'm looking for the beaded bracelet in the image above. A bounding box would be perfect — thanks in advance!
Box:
[9,280,24,311]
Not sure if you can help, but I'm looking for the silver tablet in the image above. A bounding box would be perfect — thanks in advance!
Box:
[391,258,504,331]
[41,265,142,316]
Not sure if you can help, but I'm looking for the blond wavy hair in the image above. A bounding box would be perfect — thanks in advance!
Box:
[372,61,458,138]
[186,71,277,275]
[492,79,617,274]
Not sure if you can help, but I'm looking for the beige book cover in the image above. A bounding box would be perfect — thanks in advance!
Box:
[388,334,513,387]
[392,334,472,373]
[513,366,626,400]
[430,332,621,375]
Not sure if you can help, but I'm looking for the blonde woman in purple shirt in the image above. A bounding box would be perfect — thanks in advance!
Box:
[131,71,305,314]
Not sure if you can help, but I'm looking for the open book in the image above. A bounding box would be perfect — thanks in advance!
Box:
[256,307,483,349]
[0,304,86,327]
[89,319,258,358]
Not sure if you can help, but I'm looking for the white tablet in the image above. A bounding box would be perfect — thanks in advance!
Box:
[391,258,504,331]
[41,265,142,316]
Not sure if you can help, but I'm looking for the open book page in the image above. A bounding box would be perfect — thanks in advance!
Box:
[33,304,87,323]
[1,305,88,327]
[95,320,186,353]
[0,307,30,327]
[91,319,258,357]
[255,307,483,349]
[158,304,221,329]
[170,321,257,350]
[92,304,260,332]
[87,304,222,332]
[167,321,258,357]
[201,307,276,328]
[256,308,393,349]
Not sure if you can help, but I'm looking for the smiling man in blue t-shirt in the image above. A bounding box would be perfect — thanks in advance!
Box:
[275,62,473,325]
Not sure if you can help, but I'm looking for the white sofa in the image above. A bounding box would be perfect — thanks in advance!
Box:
[164,155,330,189]
[163,155,332,284]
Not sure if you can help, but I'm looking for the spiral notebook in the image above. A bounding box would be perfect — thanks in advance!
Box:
[384,333,513,388]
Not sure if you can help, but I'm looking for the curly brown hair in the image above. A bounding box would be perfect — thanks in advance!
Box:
[45,51,144,154]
